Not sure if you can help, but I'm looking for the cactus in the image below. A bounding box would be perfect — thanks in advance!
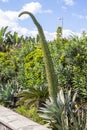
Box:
[18,11,58,104]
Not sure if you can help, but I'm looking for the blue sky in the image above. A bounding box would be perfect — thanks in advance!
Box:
[0,0,87,40]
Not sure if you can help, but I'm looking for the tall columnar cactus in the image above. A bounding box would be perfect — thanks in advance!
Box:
[18,11,58,103]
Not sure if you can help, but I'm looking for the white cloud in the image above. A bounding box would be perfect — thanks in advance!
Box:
[61,6,67,12]
[0,0,8,2]
[0,8,81,41]
[63,0,74,6]
[63,29,82,39]
[44,31,56,41]
[5,11,18,21]
[0,1,79,41]
[0,9,18,28]
[0,1,53,40]
[0,1,52,25]
[21,2,42,14]
[63,29,75,37]
[19,2,52,20]
[72,13,87,20]
[20,2,52,15]
[18,2,42,20]
[12,26,56,41]
[14,26,38,38]
[45,29,81,41]
[0,8,80,41]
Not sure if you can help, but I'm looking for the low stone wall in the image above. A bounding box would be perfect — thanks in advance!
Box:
[0,122,12,130]
[0,105,50,130]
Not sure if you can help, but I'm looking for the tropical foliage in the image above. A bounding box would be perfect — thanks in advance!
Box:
[0,12,87,129]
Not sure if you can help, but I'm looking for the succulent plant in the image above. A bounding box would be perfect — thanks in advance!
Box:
[39,88,86,130]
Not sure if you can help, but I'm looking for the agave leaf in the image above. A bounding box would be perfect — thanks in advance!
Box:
[72,89,78,102]
[67,88,71,101]
[57,89,65,106]
[39,113,52,121]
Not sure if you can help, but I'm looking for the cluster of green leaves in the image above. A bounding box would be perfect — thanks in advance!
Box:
[18,83,48,108]
[16,105,45,124]
[0,51,17,84]
[0,27,87,103]
[56,36,87,101]
[0,26,22,52]
[24,47,46,86]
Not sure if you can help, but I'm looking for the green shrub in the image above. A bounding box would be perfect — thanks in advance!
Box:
[24,47,46,86]
[16,105,45,124]
[0,52,17,84]
[57,37,87,101]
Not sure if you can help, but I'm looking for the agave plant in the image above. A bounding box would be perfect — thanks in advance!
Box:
[0,81,20,108]
[39,88,87,130]
[18,11,87,130]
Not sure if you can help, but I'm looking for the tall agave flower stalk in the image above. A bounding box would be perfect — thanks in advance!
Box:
[18,11,58,104]
[18,12,87,130]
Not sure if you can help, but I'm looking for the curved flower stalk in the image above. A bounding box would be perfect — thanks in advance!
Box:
[18,12,87,130]
[18,11,58,104]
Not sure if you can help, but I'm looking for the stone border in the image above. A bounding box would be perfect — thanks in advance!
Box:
[0,105,50,130]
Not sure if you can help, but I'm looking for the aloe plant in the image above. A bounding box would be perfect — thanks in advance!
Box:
[18,11,58,104]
